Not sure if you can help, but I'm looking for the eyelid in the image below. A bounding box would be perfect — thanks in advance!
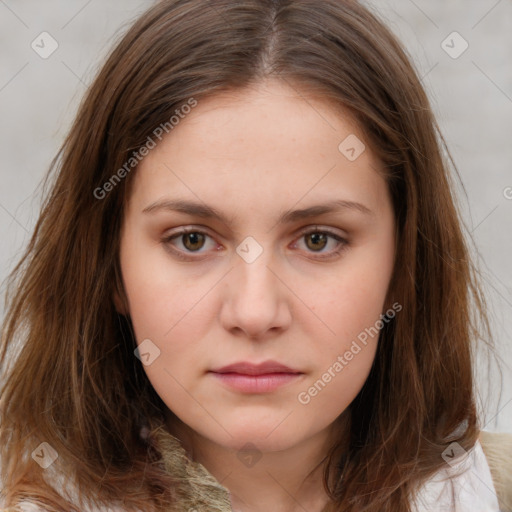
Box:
[294,224,347,238]
[162,224,348,241]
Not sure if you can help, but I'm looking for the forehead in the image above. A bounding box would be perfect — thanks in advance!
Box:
[166,79,368,157]
[126,79,389,221]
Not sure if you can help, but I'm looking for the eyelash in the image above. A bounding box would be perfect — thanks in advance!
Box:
[161,226,349,262]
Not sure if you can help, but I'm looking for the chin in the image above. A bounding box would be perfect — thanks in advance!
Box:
[201,419,308,453]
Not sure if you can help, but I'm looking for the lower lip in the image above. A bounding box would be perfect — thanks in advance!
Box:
[210,372,303,393]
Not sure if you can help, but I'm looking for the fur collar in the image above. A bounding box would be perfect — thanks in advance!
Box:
[153,426,233,512]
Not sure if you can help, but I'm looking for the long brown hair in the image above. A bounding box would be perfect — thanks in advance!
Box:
[0,0,503,510]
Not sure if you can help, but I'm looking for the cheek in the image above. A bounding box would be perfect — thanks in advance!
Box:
[120,245,216,421]
[308,244,394,355]
[121,228,202,333]
[294,269,388,419]
[296,341,377,422]
[293,239,393,406]
[119,233,214,373]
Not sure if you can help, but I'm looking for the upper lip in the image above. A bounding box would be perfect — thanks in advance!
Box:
[211,360,302,375]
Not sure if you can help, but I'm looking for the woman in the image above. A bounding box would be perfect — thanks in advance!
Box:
[0,0,505,510]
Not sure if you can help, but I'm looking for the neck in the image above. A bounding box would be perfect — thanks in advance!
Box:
[165,412,350,512]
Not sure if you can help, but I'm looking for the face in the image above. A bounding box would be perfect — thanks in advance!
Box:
[117,79,396,454]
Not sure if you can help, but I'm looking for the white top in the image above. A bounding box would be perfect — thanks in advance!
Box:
[1,439,501,511]
[410,439,500,512]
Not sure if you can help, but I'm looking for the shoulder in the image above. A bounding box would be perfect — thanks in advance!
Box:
[411,437,501,512]
[0,503,129,512]
[0,491,130,512]
[479,430,512,512]
[0,461,133,512]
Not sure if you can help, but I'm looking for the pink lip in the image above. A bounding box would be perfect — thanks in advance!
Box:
[211,360,300,375]
[209,360,304,393]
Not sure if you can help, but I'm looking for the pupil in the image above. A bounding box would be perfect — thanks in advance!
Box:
[308,233,327,251]
[184,233,204,251]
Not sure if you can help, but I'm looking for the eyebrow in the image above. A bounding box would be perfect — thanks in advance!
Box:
[142,198,374,225]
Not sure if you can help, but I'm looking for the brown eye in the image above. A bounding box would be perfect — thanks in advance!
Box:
[304,232,328,252]
[294,228,349,260]
[181,232,206,252]
[161,228,217,260]
[162,226,348,262]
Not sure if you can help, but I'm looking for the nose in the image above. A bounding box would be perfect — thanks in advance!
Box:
[219,248,292,340]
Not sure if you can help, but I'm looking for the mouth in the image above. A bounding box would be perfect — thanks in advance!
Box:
[209,360,304,393]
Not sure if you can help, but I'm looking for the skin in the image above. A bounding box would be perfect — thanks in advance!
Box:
[117,78,396,512]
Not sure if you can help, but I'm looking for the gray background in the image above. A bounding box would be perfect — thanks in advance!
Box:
[0,0,511,432]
